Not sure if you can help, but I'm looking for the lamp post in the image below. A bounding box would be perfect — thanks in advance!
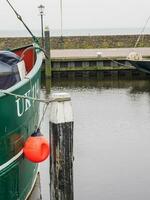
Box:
[38,4,45,48]
[60,0,64,48]
[60,0,63,37]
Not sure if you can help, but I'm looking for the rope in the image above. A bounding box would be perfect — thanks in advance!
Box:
[134,15,150,49]
[0,90,49,103]
[6,0,39,45]
[0,89,71,103]
[38,103,49,128]
[104,57,133,68]
[0,89,71,132]
[0,89,71,131]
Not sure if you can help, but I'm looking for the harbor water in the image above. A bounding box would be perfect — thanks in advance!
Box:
[1,28,150,37]
[40,79,150,200]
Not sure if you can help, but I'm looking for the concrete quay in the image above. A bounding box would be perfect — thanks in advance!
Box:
[43,47,150,79]
[51,47,150,60]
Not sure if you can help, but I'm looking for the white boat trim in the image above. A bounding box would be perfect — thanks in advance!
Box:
[0,149,40,199]
[0,149,23,171]
[24,170,39,200]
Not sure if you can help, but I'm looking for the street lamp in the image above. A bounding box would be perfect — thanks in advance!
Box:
[60,0,64,48]
[60,0,63,37]
[38,4,45,48]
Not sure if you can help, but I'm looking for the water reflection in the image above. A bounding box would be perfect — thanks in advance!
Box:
[50,79,150,94]
[40,79,150,200]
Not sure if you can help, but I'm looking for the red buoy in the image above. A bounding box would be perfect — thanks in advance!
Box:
[23,136,50,163]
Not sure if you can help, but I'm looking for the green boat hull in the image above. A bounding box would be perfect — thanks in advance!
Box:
[0,46,43,200]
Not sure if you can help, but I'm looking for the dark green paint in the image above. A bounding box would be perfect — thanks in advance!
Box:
[0,49,42,200]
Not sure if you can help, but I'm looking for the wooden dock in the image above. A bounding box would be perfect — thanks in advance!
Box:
[43,47,150,79]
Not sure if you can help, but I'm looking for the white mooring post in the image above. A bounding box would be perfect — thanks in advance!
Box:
[49,93,74,200]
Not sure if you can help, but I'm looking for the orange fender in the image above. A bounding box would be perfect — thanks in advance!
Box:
[23,136,50,163]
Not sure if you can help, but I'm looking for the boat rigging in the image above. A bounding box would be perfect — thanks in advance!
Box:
[6,0,39,44]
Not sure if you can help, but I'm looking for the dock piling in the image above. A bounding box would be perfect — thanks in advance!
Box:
[44,26,51,78]
[49,93,74,200]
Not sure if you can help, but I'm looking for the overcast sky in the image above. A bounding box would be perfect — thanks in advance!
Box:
[0,0,150,31]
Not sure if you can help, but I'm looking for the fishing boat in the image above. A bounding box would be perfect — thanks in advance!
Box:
[0,0,50,199]
[127,51,150,73]
[128,58,150,74]
[0,43,43,200]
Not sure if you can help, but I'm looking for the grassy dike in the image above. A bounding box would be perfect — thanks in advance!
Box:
[0,35,150,50]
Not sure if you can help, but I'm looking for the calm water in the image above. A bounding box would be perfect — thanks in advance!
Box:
[1,27,150,37]
[40,79,150,200]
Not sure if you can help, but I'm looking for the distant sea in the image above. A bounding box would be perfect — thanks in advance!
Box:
[0,28,150,37]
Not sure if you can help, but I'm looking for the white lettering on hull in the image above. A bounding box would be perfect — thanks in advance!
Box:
[16,79,40,117]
